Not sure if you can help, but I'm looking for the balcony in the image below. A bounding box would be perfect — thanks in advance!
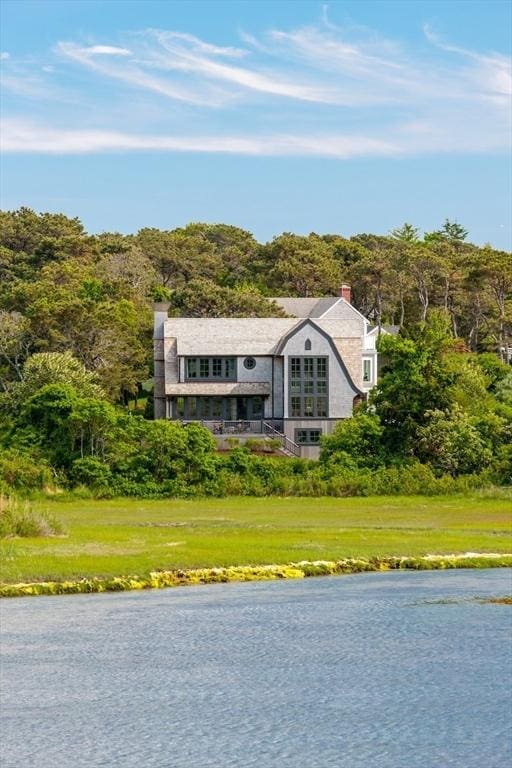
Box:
[181,419,283,435]
[180,419,300,456]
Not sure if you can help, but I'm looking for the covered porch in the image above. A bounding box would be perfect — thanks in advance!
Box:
[165,381,273,422]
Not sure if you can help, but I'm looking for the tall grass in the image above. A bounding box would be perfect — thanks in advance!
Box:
[0,496,63,539]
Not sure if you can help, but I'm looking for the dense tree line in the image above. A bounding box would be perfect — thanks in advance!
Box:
[1,208,510,402]
[0,208,510,497]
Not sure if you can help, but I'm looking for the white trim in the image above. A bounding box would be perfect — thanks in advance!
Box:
[362,357,373,385]
[319,296,370,325]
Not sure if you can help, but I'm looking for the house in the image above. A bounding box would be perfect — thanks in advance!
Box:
[153,286,378,458]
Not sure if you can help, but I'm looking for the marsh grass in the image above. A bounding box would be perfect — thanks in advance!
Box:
[0,496,63,540]
[2,555,512,598]
[484,596,512,604]
[0,495,510,586]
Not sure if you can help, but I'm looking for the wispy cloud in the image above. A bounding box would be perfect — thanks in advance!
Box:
[1,71,60,100]
[147,29,336,102]
[55,41,225,106]
[55,21,512,111]
[0,118,399,158]
[56,32,336,105]
[423,24,511,103]
[2,18,511,158]
[81,45,132,56]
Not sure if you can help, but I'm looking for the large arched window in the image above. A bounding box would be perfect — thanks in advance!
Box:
[305,338,312,351]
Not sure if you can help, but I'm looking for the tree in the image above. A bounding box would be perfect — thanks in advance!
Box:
[473,353,511,392]
[136,227,222,288]
[348,237,397,327]
[442,219,469,242]
[96,244,157,298]
[0,209,92,290]
[370,315,457,455]
[386,245,414,327]
[0,207,84,254]
[127,419,216,483]
[10,259,151,401]
[0,311,33,388]
[416,407,492,476]
[170,279,286,318]
[180,223,259,286]
[16,384,80,466]
[321,235,368,267]
[407,246,441,322]
[3,351,104,414]
[260,233,342,296]
[479,249,512,362]
[320,412,385,468]
[495,372,512,407]
[425,218,468,244]
[424,240,469,336]
[390,223,420,243]
[15,383,119,467]
[69,396,119,459]
[2,204,511,435]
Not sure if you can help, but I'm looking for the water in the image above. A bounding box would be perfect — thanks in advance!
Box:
[1,569,511,768]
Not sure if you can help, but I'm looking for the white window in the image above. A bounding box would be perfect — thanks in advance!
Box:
[363,358,373,384]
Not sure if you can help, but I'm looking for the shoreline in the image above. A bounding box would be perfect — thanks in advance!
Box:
[2,553,511,598]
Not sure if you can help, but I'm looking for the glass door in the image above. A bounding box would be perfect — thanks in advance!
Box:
[236,397,264,420]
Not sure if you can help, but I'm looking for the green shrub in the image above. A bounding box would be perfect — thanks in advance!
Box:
[70,456,113,488]
[416,407,493,476]
[245,438,266,453]
[109,476,197,498]
[0,450,54,492]
[320,412,386,469]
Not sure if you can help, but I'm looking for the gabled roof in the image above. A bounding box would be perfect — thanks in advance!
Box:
[270,297,340,318]
[271,296,369,327]
[166,315,367,368]
[167,318,299,356]
[274,319,363,395]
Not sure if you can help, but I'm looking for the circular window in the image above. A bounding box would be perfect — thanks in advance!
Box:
[244,357,256,370]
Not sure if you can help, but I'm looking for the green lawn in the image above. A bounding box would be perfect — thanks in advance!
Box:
[1,495,511,584]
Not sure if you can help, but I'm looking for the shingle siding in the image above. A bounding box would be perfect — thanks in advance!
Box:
[280,323,357,419]
[332,337,363,391]
[154,295,375,456]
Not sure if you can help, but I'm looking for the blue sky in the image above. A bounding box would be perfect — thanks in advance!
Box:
[1,0,511,247]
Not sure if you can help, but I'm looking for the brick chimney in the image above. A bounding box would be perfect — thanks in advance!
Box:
[339,284,351,303]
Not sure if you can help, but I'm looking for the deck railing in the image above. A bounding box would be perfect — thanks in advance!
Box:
[204,419,261,434]
[262,421,301,457]
[179,418,302,456]
[181,419,286,434]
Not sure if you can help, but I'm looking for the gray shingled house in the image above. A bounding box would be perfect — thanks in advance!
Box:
[153,286,378,458]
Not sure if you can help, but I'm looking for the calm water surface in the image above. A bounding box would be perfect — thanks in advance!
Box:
[1,569,511,768]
